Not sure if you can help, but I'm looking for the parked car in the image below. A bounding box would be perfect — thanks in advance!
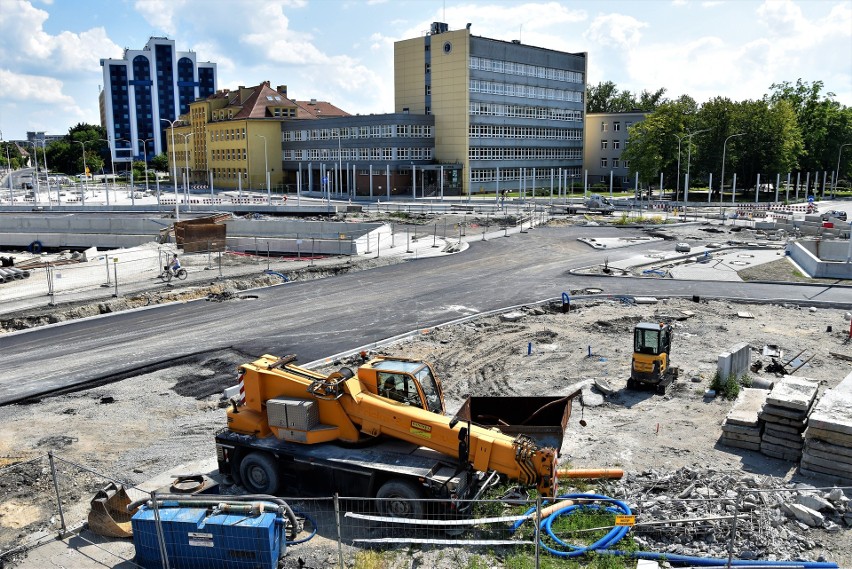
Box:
[821,210,847,222]
[675,242,691,253]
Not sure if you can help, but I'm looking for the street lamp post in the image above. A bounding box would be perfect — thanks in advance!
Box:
[256,134,269,203]
[684,128,709,203]
[73,140,89,206]
[1,130,12,203]
[673,133,685,201]
[138,138,154,197]
[720,133,745,208]
[37,140,54,207]
[178,133,194,201]
[160,118,182,221]
[834,143,851,197]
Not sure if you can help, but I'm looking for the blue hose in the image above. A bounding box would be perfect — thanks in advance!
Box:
[286,511,317,545]
[511,493,838,568]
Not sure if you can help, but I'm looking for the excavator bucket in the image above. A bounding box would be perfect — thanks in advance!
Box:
[456,391,580,450]
[87,482,138,538]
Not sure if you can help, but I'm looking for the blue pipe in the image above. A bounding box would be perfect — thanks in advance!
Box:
[511,493,838,568]
[286,511,317,545]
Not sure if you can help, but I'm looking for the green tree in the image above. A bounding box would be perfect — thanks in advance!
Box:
[150,152,171,173]
[766,79,852,190]
[620,95,699,194]
[586,81,667,113]
[693,97,802,197]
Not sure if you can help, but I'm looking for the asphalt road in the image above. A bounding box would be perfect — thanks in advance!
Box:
[2,225,850,405]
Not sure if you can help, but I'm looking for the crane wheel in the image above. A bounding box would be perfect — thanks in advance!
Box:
[239,452,280,495]
[376,480,425,518]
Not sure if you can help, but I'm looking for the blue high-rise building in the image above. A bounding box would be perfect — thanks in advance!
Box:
[100,37,216,166]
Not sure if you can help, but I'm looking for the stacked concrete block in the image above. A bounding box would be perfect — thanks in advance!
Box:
[720,388,767,451]
[801,371,852,484]
[758,377,819,461]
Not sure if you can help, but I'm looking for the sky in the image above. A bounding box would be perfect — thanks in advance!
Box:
[0,0,850,141]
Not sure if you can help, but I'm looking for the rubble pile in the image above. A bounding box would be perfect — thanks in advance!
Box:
[610,467,850,562]
[759,376,819,462]
[720,388,768,450]
[801,372,852,485]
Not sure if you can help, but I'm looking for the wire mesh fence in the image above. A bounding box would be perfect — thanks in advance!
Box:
[3,453,846,569]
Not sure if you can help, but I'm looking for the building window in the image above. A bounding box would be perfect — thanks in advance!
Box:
[600,140,608,149]
[612,159,620,168]
[425,63,430,74]
[613,140,621,150]
[601,123,608,132]
[623,160,629,168]
[425,85,431,96]
[425,106,431,114]
[601,158,608,168]
[613,121,621,131]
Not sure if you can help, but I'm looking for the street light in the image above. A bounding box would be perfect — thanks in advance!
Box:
[256,134,269,203]
[1,130,12,203]
[673,133,685,201]
[138,138,154,197]
[160,118,182,221]
[73,140,89,206]
[720,133,745,206]
[834,143,851,197]
[684,128,709,203]
[178,132,194,199]
[36,139,53,206]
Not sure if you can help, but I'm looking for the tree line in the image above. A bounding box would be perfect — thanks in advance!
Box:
[588,79,852,197]
[2,124,170,181]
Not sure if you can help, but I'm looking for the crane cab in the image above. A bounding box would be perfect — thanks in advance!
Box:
[628,322,678,394]
[357,357,446,415]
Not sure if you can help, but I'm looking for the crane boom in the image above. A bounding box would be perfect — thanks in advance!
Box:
[227,354,559,496]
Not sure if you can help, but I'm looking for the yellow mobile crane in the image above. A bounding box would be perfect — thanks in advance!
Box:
[216,354,564,515]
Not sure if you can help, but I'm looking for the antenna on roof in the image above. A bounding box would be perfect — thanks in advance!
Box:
[519,24,522,43]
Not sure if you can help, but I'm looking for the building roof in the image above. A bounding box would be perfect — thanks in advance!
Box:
[292,99,350,119]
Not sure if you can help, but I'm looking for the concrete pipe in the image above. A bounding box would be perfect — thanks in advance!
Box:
[0,270,12,283]
[0,268,18,281]
[7,267,30,279]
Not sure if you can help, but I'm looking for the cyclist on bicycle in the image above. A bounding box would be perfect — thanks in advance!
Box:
[165,253,181,275]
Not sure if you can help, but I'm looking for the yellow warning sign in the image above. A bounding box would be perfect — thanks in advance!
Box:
[614,515,636,526]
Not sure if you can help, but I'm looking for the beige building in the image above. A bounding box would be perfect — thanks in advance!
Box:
[583,111,647,191]
[165,82,347,191]
[395,22,587,195]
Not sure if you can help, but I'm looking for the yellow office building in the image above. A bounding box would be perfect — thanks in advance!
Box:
[395,22,587,195]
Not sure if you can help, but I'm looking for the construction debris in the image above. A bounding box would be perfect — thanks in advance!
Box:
[613,467,851,562]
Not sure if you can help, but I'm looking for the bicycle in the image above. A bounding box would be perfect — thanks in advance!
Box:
[159,266,187,282]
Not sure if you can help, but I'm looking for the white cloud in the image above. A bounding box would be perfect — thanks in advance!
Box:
[584,13,648,50]
[0,0,122,74]
[134,0,187,36]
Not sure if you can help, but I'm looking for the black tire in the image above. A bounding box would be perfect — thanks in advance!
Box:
[626,378,637,390]
[238,452,280,495]
[376,480,424,518]
[176,268,187,280]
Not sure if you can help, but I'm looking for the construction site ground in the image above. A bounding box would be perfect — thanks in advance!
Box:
[1,210,851,568]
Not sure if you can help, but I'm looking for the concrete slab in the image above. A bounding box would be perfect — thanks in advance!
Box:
[759,408,808,424]
[766,376,819,412]
[764,426,804,443]
[805,425,852,446]
[763,421,805,435]
[760,441,802,461]
[808,371,852,436]
[799,465,852,485]
[722,432,763,445]
[724,388,768,427]
[803,438,852,460]
[762,433,804,450]
[721,423,763,437]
